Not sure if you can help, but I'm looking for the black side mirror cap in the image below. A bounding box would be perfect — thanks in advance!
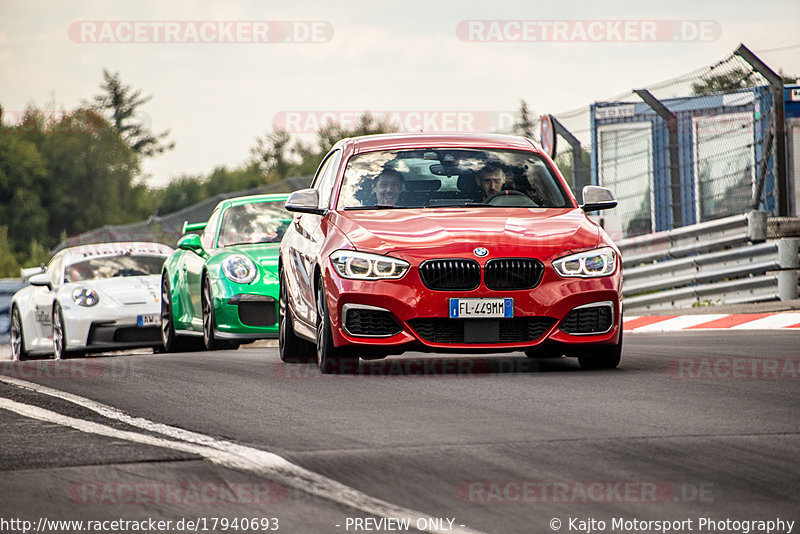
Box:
[285,189,326,215]
[581,185,618,211]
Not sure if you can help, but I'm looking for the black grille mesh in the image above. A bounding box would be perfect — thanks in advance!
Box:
[115,327,161,343]
[408,317,555,344]
[419,260,480,290]
[238,302,277,327]
[345,308,402,337]
[88,324,161,345]
[560,305,613,334]
[484,259,544,290]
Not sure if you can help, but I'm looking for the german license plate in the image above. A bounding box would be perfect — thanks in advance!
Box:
[137,314,159,327]
[449,298,513,318]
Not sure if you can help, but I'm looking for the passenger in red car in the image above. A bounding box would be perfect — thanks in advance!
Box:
[371,168,404,205]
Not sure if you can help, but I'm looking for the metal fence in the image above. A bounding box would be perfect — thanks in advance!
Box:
[619,212,800,312]
[515,45,787,241]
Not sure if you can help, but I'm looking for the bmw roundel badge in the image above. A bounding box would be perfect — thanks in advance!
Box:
[473,247,489,257]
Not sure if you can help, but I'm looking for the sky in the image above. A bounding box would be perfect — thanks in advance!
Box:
[1,0,799,187]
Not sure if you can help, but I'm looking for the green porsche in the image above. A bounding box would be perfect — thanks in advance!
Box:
[160,193,291,351]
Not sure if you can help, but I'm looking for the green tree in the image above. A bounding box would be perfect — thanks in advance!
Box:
[89,69,175,157]
[37,108,149,238]
[692,67,798,95]
[316,112,396,155]
[555,148,591,190]
[778,69,799,84]
[0,226,21,277]
[0,113,50,263]
[250,112,397,184]
[512,100,535,138]
[692,67,757,95]
[150,174,208,215]
[25,239,50,269]
[251,129,295,178]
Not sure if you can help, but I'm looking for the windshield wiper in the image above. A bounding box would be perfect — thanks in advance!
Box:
[343,205,416,210]
[423,202,500,208]
[223,241,277,247]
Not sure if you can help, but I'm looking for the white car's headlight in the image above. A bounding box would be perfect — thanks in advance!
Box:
[553,247,617,278]
[72,287,99,307]
[331,250,410,280]
[222,255,258,284]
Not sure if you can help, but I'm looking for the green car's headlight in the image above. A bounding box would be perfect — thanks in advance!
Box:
[222,255,258,284]
[72,287,99,307]
[330,250,410,280]
[553,247,617,278]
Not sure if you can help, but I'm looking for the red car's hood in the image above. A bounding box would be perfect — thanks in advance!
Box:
[331,208,600,257]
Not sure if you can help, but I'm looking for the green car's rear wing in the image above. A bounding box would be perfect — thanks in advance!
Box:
[182,221,207,234]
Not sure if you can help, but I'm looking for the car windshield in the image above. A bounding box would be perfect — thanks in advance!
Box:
[65,255,166,282]
[337,148,571,210]
[218,201,291,247]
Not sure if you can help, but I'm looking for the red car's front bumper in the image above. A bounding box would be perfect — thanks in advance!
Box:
[323,259,622,355]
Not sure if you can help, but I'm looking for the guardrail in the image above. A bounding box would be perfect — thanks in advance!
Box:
[619,212,800,312]
[2,213,799,339]
[0,279,26,344]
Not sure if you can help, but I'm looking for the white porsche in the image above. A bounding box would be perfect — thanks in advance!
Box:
[9,242,173,360]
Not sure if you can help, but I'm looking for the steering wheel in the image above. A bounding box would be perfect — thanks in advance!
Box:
[483,190,538,207]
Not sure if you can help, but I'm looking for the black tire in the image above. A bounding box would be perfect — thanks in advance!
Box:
[161,275,201,353]
[202,276,235,350]
[10,306,28,362]
[578,328,623,370]
[279,268,315,363]
[52,302,83,360]
[315,277,359,375]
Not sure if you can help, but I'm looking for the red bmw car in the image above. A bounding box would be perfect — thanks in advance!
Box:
[279,133,622,373]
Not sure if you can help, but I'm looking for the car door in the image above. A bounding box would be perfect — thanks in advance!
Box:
[30,255,63,349]
[284,149,342,330]
[185,208,222,331]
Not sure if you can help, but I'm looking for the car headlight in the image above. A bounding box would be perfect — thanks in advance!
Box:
[222,255,258,284]
[72,287,99,307]
[330,250,410,280]
[553,247,617,278]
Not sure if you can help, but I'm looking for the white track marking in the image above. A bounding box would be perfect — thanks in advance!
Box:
[629,314,728,332]
[730,313,800,329]
[0,376,484,534]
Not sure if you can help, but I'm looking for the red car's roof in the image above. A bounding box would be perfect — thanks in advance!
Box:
[343,133,542,154]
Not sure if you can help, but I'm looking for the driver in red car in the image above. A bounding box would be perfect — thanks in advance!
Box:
[476,162,511,199]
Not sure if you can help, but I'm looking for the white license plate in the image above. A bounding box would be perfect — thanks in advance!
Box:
[137,314,159,327]
[449,298,513,318]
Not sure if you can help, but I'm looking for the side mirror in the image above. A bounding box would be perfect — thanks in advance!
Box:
[178,234,204,254]
[29,273,52,290]
[21,266,45,281]
[285,189,325,215]
[581,186,618,212]
[182,221,207,234]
